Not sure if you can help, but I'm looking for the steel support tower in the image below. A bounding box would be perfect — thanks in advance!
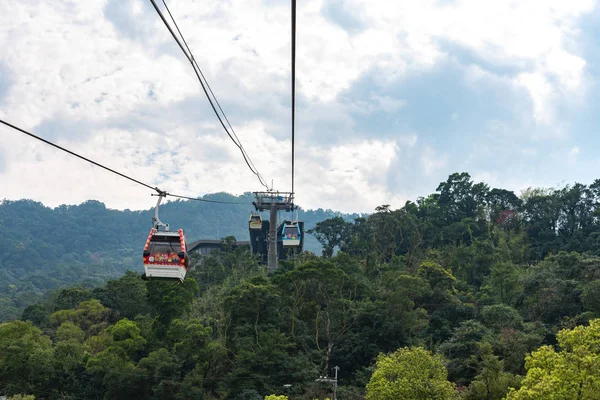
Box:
[253,191,294,273]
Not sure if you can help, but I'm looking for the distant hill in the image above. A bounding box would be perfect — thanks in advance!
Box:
[0,193,361,320]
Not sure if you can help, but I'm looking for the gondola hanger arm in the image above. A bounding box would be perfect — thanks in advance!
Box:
[152,191,169,232]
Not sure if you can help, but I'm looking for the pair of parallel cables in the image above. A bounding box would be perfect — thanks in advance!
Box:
[0,0,298,203]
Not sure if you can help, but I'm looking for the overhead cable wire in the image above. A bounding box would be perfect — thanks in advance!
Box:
[166,192,247,204]
[0,119,156,192]
[159,0,260,179]
[0,119,249,205]
[160,0,267,188]
[161,1,268,192]
[291,0,297,198]
[150,0,270,190]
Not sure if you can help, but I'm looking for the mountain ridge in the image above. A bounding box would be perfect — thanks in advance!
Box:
[0,193,360,320]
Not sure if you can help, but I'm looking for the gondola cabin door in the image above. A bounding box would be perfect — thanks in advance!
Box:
[143,228,189,281]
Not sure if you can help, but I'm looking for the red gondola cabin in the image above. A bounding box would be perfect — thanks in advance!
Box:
[142,228,189,281]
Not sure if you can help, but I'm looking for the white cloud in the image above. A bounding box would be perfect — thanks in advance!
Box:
[397,134,418,148]
[0,116,403,213]
[0,0,199,129]
[517,72,555,124]
[0,0,597,213]
[421,146,448,177]
[350,94,407,115]
[371,95,406,113]
[354,0,593,124]
[297,139,404,212]
[568,146,580,164]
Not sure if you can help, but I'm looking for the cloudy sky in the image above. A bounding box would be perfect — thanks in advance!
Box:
[1,0,599,213]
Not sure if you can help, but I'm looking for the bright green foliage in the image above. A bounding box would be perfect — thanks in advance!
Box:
[506,319,600,399]
[264,396,289,400]
[8,395,36,400]
[365,347,458,400]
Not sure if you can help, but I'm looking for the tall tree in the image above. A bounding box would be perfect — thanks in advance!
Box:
[308,217,351,258]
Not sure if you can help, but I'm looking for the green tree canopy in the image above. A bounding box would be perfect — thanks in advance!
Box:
[507,318,600,399]
[365,347,457,400]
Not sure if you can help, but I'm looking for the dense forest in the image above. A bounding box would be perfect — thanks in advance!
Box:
[3,172,600,399]
[0,193,358,321]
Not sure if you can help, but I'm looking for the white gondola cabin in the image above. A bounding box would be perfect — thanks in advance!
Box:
[282,221,301,247]
[142,193,190,282]
[143,228,189,281]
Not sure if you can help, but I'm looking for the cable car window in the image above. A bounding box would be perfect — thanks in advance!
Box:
[284,226,299,235]
[147,241,182,263]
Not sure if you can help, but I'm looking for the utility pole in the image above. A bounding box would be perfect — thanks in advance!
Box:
[253,191,294,273]
[316,366,339,400]
[333,365,339,400]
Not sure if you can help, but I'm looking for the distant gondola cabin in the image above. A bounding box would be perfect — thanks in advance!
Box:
[249,213,262,230]
[282,222,301,247]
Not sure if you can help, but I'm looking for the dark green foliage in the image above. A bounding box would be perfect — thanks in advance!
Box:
[463,343,521,400]
[439,320,489,384]
[582,280,600,315]
[21,303,48,327]
[0,320,53,396]
[51,287,94,311]
[146,278,198,337]
[93,271,150,319]
[5,173,600,397]
[308,217,353,257]
[480,305,524,332]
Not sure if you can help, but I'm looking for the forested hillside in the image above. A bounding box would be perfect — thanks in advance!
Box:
[3,172,600,399]
[0,193,358,321]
